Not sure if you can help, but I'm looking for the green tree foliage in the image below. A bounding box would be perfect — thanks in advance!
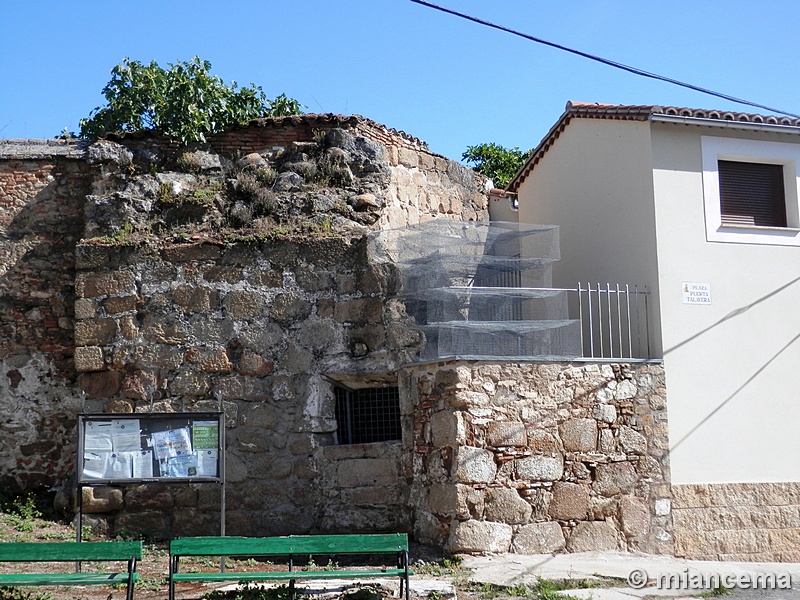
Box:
[462,143,532,189]
[79,57,304,144]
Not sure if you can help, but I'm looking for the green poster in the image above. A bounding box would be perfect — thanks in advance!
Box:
[192,421,219,450]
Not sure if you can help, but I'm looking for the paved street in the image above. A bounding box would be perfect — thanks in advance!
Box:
[459,552,800,600]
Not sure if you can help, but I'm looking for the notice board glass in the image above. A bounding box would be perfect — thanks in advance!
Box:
[77,412,223,484]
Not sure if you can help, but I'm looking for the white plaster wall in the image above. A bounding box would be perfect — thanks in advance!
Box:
[488,195,519,222]
[515,118,663,355]
[650,121,800,485]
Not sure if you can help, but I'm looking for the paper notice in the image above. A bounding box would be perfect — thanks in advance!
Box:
[166,454,198,478]
[82,451,132,479]
[151,427,192,460]
[111,419,141,452]
[132,450,154,478]
[194,449,219,477]
[106,452,132,479]
[82,452,106,479]
[84,421,113,451]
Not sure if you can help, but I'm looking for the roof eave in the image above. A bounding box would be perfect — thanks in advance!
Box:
[649,113,800,135]
[506,102,800,193]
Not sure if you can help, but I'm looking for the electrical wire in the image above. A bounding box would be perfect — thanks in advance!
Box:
[410,0,800,120]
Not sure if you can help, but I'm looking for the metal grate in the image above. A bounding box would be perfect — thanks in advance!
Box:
[334,386,401,445]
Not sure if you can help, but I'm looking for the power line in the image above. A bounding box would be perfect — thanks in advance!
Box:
[410,0,800,120]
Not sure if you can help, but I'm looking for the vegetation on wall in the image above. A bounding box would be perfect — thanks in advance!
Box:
[462,142,531,189]
[79,57,304,144]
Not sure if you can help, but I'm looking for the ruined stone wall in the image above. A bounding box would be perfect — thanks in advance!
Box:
[0,116,488,510]
[72,234,419,538]
[0,141,89,492]
[672,483,800,562]
[53,115,490,538]
[403,361,673,555]
[208,114,431,157]
[210,115,488,228]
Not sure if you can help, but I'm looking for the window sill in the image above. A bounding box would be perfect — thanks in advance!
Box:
[719,224,800,234]
[709,224,800,246]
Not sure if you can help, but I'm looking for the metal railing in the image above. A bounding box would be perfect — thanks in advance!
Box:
[415,282,652,360]
[576,282,650,359]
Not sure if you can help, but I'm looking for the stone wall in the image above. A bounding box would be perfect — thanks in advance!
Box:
[0,116,487,520]
[0,123,683,556]
[672,483,800,562]
[403,361,673,555]
[0,141,89,492]
[71,233,419,538]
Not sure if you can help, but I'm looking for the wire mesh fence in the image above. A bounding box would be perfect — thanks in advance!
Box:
[371,219,652,361]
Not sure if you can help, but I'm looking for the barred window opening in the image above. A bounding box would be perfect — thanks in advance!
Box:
[334,386,401,445]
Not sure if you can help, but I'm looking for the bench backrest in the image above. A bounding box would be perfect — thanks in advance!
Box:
[0,541,143,562]
[171,534,408,557]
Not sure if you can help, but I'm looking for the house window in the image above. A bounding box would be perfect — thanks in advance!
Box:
[718,160,786,227]
[334,386,401,445]
[701,136,800,246]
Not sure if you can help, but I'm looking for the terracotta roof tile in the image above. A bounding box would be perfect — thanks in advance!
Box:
[507,101,800,192]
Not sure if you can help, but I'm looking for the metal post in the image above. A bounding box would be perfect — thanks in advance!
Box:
[586,283,595,358]
[597,283,604,358]
[75,485,84,573]
[635,285,642,358]
[219,404,227,573]
[616,284,623,359]
[644,286,651,359]
[605,283,613,358]
[76,413,84,573]
[577,283,585,357]
[625,284,633,359]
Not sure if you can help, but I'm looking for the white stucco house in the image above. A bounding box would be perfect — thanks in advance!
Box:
[494,101,800,561]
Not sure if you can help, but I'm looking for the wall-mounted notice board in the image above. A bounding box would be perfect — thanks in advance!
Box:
[77,412,224,484]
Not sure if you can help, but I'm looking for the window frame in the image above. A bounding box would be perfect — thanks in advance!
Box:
[701,135,800,246]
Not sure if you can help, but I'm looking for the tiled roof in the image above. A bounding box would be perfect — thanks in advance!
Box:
[506,101,800,192]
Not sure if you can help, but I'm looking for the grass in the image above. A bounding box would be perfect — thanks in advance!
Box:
[0,589,53,600]
[413,555,463,577]
[700,584,733,598]
[204,583,292,600]
[0,493,43,538]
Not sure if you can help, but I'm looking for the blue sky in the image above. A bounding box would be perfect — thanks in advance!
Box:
[1,1,797,161]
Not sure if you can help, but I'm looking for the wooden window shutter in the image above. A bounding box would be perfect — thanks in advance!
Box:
[718,160,787,227]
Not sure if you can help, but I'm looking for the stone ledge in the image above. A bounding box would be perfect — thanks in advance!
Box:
[0,139,89,159]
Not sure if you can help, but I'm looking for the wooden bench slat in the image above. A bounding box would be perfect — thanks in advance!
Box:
[0,572,139,586]
[171,533,408,557]
[169,534,410,600]
[173,569,406,583]
[0,540,142,600]
[0,541,143,562]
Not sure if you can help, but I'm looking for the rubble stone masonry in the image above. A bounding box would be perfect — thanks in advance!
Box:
[403,360,673,555]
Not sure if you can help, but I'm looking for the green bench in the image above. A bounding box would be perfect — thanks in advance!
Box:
[169,533,411,600]
[0,540,143,600]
